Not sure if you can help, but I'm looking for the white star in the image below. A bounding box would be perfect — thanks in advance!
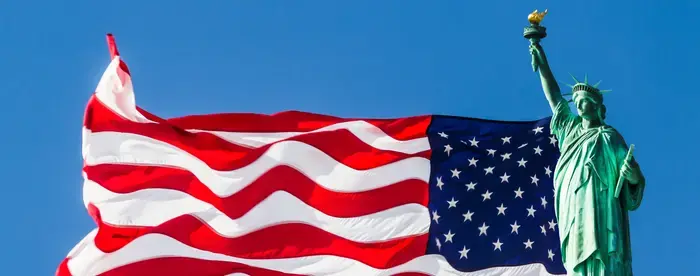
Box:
[496,203,508,215]
[486,149,496,156]
[518,143,528,149]
[467,157,478,167]
[501,136,512,144]
[435,238,442,251]
[444,144,453,156]
[540,225,548,235]
[438,132,449,138]
[500,152,512,161]
[548,249,555,261]
[514,187,525,198]
[436,176,444,190]
[548,219,558,230]
[517,158,528,167]
[531,174,540,185]
[459,246,470,259]
[549,135,557,145]
[465,182,477,191]
[541,196,548,208]
[444,230,455,243]
[447,197,459,208]
[463,210,474,222]
[533,146,543,155]
[533,126,544,134]
[432,210,440,223]
[468,137,479,147]
[478,222,489,236]
[484,166,495,175]
[492,238,504,251]
[510,221,521,234]
[544,166,552,177]
[481,190,493,201]
[524,239,534,249]
[451,168,461,178]
[527,205,537,217]
[500,172,511,183]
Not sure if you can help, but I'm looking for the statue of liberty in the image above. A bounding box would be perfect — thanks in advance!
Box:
[524,10,646,276]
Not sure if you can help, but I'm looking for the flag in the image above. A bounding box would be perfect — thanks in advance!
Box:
[57,35,567,276]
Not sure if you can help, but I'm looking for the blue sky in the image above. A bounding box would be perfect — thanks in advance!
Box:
[1,1,697,275]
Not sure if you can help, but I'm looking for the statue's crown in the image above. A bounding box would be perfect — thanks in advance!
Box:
[562,74,611,103]
[572,82,600,94]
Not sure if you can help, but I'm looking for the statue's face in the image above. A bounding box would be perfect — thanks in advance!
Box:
[575,97,599,120]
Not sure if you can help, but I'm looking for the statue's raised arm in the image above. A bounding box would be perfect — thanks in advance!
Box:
[530,44,564,112]
[523,9,564,112]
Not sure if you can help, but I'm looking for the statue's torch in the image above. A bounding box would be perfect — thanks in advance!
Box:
[523,9,548,72]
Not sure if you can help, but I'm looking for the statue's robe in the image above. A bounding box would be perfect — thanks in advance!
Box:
[550,101,645,276]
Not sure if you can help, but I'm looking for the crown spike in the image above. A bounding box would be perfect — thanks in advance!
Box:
[593,80,602,88]
[584,74,588,84]
[568,72,580,83]
[557,80,575,88]
[599,89,613,93]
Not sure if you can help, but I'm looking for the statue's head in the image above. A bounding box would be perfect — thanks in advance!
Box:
[565,75,610,122]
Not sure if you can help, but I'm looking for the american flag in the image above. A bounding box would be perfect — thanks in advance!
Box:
[57,35,567,276]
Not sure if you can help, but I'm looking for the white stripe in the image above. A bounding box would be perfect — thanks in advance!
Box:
[191,121,429,154]
[93,58,429,154]
[83,129,430,194]
[94,57,153,124]
[66,228,98,258]
[83,180,430,242]
[66,233,564,276]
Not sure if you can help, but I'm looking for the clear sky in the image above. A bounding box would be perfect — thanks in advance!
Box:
[1,1,697,275]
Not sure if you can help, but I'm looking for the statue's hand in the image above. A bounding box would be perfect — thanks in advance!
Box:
[529,44,544,72]
[621,158,642,185]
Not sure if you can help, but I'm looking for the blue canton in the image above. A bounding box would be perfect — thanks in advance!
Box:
[426,115,566,274]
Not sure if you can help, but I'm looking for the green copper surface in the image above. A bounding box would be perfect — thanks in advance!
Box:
[524,16,646,276]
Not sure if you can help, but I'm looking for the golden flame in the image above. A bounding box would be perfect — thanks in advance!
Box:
[528,9,548,24]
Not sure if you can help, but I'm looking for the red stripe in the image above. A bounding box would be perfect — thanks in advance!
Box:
[58,256,306,276]
[58,257,436,276]
[90,208,428,269]
[106,34,119,59]
[132,100,430,141]
[85,96,430,171]
[55,258,72,276]
[86,164,429,218]
[100,257,306,276]
[158,110,431,141]
[57,257,436,276]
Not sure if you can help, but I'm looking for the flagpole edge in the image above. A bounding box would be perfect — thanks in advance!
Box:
[106,33,119,59]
